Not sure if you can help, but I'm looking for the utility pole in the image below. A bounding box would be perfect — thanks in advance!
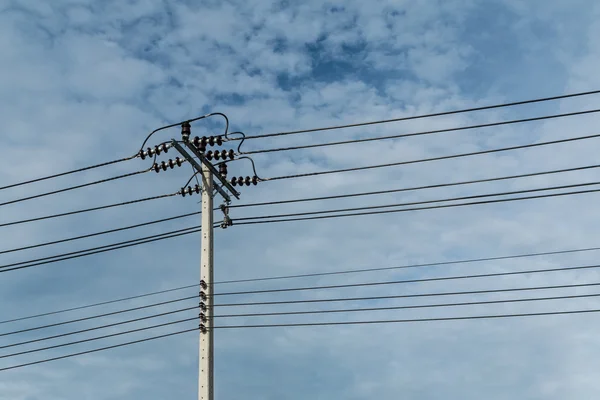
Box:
[172,122,240,400]
[199,158,214,400]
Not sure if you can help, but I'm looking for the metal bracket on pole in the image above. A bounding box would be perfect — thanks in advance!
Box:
[171,140,237,202]
[182,141,241,200]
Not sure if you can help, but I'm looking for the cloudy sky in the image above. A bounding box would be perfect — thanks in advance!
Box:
[2,0,600,399]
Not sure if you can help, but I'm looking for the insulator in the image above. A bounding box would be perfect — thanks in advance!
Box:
[153,163,160,173]
[193,136,201,147]
[181,121,191,141]
[162,143,169,153]
[231,177,237,186]
[214,151,220,160]
[139,149,146,160]
[244,176,251,186]
[175,157,182,167]
[200,324,207,334]
[186,186,193,196]
[206,150,213,161]
[199,291,207,300]
[154,145,162,156]
[168,159,174,169]
[199,313,207,322]
[252,176,258,185]
[194,184,201,194]
[147,147,153,157]
[216,136,223,146]
[238,176,244,186]
[208,136,215,146]
[160,161,167,171]
[199,302,207,311]
[200,280,207,289]
[180,187,186,197]
[228,150,235,160]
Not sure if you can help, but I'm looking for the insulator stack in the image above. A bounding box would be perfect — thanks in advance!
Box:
[230,175,259,186]
[191,135,224,152]
[152,157,184,173]
[139,143,170,160]
[218,163,228,177]
[179,184,202,197]
[181,121,191,142]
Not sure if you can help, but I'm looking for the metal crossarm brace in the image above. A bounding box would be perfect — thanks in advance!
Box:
[170,140,238,202]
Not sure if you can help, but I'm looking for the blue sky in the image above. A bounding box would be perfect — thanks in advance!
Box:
[2,0,600,399]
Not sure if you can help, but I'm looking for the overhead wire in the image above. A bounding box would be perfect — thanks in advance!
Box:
[214,308,600,329]
[0,306,197,351]
[264,132,600,181]
[0,167,152,208]
[0,295,197,338]
[215,292,600,318]
[0,328,198,372]
[0,284,198,325]
[234,89,600,140]
[0,225,203,274]
[209,262,600,297]
[0,154,139,192]
[0,212,199,256]
[0,317,197,360]
[233,186,600,226]
[215,281,600,307]
[0,192,179,229]
[243,108,600,154]
[7,244,600,324]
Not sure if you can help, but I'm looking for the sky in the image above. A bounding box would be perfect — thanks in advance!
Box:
[1,0,600,399]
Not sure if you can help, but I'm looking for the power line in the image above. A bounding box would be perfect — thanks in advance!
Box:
[234,180,600,221]
[210,262,600,297]
[214,308,600,329]
[232,164,600,209]
[0,167,151,209]
[243,108,600,154]
[215,292,600,318]
[0,317,197,360]
[0,211,199,256]
[233,186,600,226]
[0,328,198,372]
[0,154,139,192]
[0,306,197,351]
[215,245,600,285]
[265,132,600,181]
[215,281,600,307]
[237,89,600,140]
[8,245,600,325]
[0,225,201,272]
[0,192,177,229]
[0,295,197,338]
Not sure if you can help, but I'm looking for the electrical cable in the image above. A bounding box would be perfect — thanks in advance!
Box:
[214,292,600,318]
[0,328,198,372]
[265,133,600,181]
[0,167,151,208]
[8,245,600,325]
[243,108,600,154]
[234,181,600,221]
[233,186,600,226]
[0,225,201,272]
[0,192,178,229]
[0,154,139,192]
[0,226,203,274]
[0,284,198,325]
[214,308,600,329]
[0,316,197,360]
[236,89,600,140]
[210,262,600,297]
[233,164,600,209]
[0,212,199,256]
[0,306,197,351]
[215,281,600,307]
[0,295,197,338]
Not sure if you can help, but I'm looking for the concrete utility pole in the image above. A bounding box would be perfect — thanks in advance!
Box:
[171,122,240,400]
[199,158,214,400]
